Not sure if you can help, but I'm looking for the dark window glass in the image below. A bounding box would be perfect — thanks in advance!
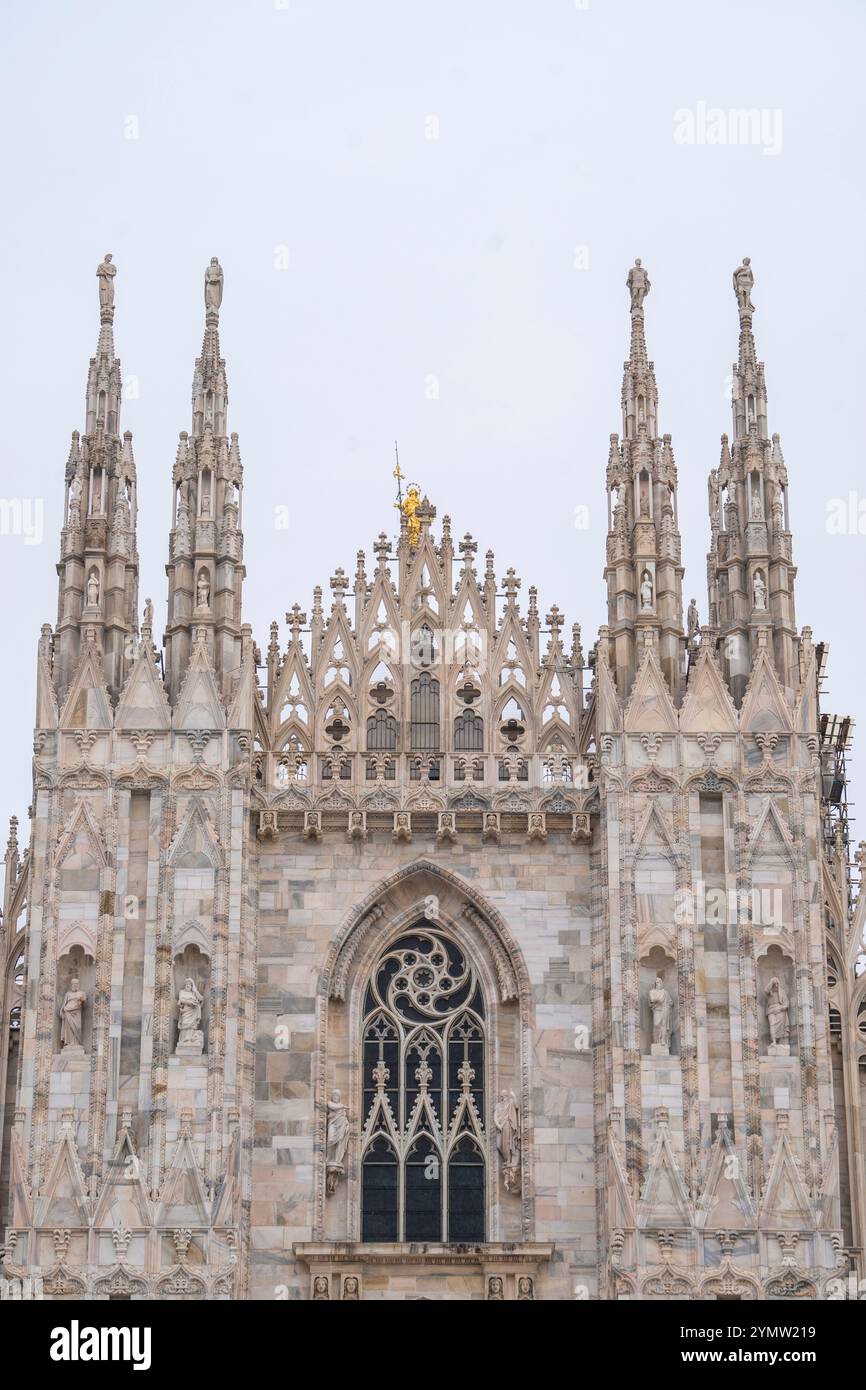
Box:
[361,1136,399,1242]
[367,709,397,751]
[447,1136,485,1242]
[404,1135,441,1242]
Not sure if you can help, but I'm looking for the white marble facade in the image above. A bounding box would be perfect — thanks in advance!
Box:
[0,255,864,1302]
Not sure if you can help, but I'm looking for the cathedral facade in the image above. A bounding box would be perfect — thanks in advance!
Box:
[0,253,864,1302]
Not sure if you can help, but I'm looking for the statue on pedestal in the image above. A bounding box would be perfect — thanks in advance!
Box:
[649,975,673,1054]
[176,977,204,1054]
[59,978,86,1051]
[97,253,116,313]
[765,977,790,1049]
[494,1089,521,1192]
[325,1090,349,1193]
[627,258,651,312]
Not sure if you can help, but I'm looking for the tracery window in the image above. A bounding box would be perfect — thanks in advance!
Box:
[453,709,483,751]
[410,673,440,750]
[361,925,486,1244]
[367,709,398,750]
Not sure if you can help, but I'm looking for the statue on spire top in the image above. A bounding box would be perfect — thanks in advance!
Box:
[204,256,224,316]
[96,253,116,315]
[627,258,650,312]
[733,257,755,315]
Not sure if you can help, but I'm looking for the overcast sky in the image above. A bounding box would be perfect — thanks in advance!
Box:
[0,0,863,843]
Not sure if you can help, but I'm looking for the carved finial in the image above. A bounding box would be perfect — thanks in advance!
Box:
[458,533,478,570]
[329,568,349,604]
[6,816,18,859]
[373,532,391,568]
[286,604,306,642]
[502,568,521,602]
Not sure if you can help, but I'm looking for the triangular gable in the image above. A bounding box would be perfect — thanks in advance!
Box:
[632,800,680,863]
[59,640,113,730]
[404,535,448,613]
[745,799,797,869]
[115,641,171,731]
[760,1129,816,1230]
[817,1127,840,1229]
[318,607,359,683]
[211,1128,240,1227]
[695,1123,755,1229]
[739,649,793,734]
[35,1127,91,1228]
[226,640,257,731]
[595,655,621,735]
[9,1128,33,1228]
[54,799,106,872]
[637,1121,692,1228]
[36,644,59,730]
[794,643,818,737]
[679,645,738,733]
[155,1130,211,1226]
[608,1126,636,1228]
[92,1125,153,1229]
[624,649,678,733]
[167,798,223,869]
[173,640,226,731]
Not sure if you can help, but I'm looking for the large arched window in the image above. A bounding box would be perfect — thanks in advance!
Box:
[361,924,486,1244]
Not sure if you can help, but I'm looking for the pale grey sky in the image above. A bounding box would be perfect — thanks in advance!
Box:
[0,0,863,832]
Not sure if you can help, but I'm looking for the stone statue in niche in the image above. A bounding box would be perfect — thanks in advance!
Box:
[312,1275,329,1300]
[196,572,210,609]
[753,570,767,610]
[640,570,653,611]
[59,977,86,1053]
[494,1089,521,1193]
[765,977,790,1054]
[649,975,674,1056]
[487,1276,505,1301]
[86,571,100,607]
[325,1089,349,1194]
[342,1275,360,1300]
[750,488,763,519]
[517,1276,535,1301]
[175,977,204,1055]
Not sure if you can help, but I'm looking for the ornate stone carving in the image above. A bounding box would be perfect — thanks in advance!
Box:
[59,977,86,1053]
[176,977,205,1055]
[494,1089,521,1193]
[325,1090,349,1194]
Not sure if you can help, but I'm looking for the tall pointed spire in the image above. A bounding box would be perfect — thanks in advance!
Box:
[164,258,245,703]
[604,260,686,700]
[53,254,139,701]
[707,259,798,702]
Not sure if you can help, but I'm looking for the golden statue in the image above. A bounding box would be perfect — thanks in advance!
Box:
[397,483,422,548]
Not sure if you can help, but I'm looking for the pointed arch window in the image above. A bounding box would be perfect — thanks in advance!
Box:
[453,709,483,751]
[367,709,398,751]
[361,926,486,1244]
[410,673,440,750]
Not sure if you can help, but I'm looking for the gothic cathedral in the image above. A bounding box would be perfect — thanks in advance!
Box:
[0,253,863,1302]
